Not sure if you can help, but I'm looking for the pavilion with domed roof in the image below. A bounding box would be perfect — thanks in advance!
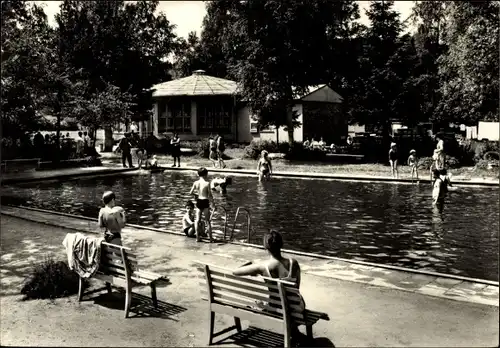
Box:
[149,69,345,144]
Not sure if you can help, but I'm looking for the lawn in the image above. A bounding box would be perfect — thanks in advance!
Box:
[130,147,499,181]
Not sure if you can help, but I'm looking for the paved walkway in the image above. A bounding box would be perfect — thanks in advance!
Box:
[1,209,498,346]
[0,166,134,185]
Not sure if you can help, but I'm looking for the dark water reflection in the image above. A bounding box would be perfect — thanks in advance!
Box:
[2,171,499,281]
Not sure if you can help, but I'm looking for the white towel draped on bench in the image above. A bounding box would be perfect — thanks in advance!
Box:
[63,233,104,278]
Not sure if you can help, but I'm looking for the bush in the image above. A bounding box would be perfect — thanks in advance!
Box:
[243,140,281,160]
[418,156,460,170]
[475,159,500,170]
[21,258,86,300]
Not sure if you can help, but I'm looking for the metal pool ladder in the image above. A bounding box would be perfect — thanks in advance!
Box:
[210,205,253,242]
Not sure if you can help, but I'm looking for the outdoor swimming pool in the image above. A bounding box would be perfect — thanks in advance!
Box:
[2,171,499,281]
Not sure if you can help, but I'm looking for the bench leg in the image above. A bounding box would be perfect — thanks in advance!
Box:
[208,311,215,345]
[78,277,84,301]
[234,317,242,333]
[106,282,112,294]
[124,286,132,319]
[150,283,158,308]
[306,325,313,340]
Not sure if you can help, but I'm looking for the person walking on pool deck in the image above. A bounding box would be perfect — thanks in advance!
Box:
[216,134,226,169]
[208,135,218,168]
[98,191,126,246]
[189,167,214,242]
[233,230,307,344]
[389,142,399,179]
[171,132,181,167]
[257,150,273,181]
[118,133,133,168]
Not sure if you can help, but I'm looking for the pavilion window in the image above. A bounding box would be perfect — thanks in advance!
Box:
[158,101,168,133]
[166,100,191,133]
[198,99,232,133]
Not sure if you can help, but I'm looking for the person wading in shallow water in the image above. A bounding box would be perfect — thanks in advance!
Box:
[189,167,214,242]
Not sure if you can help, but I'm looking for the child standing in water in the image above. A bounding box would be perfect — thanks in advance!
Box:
[98,191,126,246]
[389,142,399,178]
[189,167,214,242]
[432,169,446,206]
[257,150,273,182]
[440,168,453,194]
[407,149,419,181]
[182,201,196,238]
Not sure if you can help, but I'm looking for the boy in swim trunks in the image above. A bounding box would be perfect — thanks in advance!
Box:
[182,201,196,238]
[189,167,214,242]
[98,191,126,246]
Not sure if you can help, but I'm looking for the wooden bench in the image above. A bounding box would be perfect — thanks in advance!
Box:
[78,242,169,318]
[199,263,329,347]
[1,158,41,173]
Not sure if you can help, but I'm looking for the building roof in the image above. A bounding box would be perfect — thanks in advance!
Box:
[152,70,238,97]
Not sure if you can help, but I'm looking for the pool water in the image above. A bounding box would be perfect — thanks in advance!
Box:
[2,171,499,281]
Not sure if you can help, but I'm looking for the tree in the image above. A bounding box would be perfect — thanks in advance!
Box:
[221,0,360,143]
[1,1,53,138]
[172,31,204,78]
[55,0,178,150]
[435,1,499,125]
[347,1,421,137]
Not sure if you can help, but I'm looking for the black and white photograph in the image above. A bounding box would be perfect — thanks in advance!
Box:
[1,0,499,346]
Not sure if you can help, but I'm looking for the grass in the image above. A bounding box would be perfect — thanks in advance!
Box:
[148,147,499,181]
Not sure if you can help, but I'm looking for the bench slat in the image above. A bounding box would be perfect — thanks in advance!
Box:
[206,276,303,305]
[211,302,284,332]
[212,284,284,308]
[208,270,279,291]
[211,292,284,318]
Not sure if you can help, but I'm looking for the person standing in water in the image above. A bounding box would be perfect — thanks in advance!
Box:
[170,132,181,167]
[432,169,446,210]
[189,167,214,242]
[407,149,419,181]
[98,191,126,246]
[389,142,399,179]
[257,150,273,181]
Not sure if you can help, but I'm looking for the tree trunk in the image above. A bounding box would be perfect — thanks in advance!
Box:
[286,106,294,145]
[104,127,114,152]
[276,125,279,144]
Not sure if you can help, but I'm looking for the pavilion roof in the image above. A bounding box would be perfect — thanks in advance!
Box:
[152,70,238,97]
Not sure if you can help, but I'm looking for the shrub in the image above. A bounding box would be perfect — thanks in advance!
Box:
[475,159,500,170]
[21,258,86,300]
[243,140,280,160]
[418,156,460,170]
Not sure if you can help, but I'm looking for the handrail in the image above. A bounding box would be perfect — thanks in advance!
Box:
[231,207,252,242]
[210,205,228,240]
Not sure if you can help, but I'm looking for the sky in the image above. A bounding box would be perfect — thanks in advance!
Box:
[34,1,415,39]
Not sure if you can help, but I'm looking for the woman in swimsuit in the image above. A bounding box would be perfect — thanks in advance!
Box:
[257,150,273,182]
[233,230,306,343]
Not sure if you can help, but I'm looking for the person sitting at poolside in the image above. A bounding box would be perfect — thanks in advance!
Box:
[211,176,233,194]
[182,201,196,238]
[233,230,306,342]
[98,191,126,246]
[257,150,272,182]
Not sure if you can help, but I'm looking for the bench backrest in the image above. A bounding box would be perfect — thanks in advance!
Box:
[99,242,138,279]
[201,264,305,322]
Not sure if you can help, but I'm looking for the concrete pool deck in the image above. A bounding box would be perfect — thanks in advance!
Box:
[0,212,498,347]
[2,205,498,306]
[0,166,135,185]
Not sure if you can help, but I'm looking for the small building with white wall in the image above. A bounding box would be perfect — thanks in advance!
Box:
[149,70,344,143]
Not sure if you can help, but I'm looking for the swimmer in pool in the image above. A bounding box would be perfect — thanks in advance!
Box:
[189,167,214,242]
[211,176,233,194]
[257,150,272,182]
